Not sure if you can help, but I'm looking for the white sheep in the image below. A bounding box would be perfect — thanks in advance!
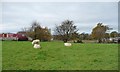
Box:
[64,43,72,46]
[33,44,40,48]
[32,39,40,45]
[32,39,41,48]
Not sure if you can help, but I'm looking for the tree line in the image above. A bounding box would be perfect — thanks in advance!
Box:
[22,20,119,43]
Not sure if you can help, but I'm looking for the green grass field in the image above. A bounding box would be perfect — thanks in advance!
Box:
[2,41,118,70]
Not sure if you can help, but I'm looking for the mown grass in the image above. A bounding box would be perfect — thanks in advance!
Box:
[2,41,118,70]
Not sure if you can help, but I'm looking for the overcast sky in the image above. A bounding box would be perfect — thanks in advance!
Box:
[1,2,118,34]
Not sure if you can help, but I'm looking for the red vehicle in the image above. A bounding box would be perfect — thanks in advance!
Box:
[0,33,28,41]
[17,33,28,41]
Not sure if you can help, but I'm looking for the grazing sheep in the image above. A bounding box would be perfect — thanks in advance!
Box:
[32,39,41,48]
[33,44,40,48]
[64,43,72,46]
[32,39,40,45]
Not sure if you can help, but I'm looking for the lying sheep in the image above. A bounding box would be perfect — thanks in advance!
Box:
[33,44,40,48]
[32,39,41,48]
[64,43,72,46]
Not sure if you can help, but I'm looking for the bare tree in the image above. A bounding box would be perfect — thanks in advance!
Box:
[54,20,78,42]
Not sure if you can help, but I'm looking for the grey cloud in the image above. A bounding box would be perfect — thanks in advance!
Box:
[2,2,118,33]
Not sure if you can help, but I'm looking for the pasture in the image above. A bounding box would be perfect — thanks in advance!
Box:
[2,41,118,70]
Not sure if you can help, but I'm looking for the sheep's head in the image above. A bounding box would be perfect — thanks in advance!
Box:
[32,39,40,45]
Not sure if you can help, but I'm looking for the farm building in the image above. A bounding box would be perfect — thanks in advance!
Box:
[0,33,28,41]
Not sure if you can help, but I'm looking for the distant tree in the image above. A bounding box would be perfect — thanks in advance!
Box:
[91,23,110,43]
[26,21,52,41]
[80,32,92,40]
[104,33,110,39]
[118,33,120,37]
[71,32,80,41]
[38,27,52,41]
[54,20,78,42]
[27,21,42,39]
[80,33,91,40]
[110,31,118,38]
[53,35,61,40]
[79,33,84,40]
